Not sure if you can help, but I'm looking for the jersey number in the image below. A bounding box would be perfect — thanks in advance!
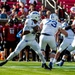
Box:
[46,20,57,28]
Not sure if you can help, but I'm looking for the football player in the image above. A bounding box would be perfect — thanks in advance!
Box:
[0,11,49,69]
[39,13,62,69]
[53,24,75,67]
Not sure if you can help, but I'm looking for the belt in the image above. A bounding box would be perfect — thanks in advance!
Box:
[42,33,51,36]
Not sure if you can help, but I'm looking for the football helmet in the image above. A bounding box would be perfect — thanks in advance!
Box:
[30,11,40,21]
[50,13,59,21]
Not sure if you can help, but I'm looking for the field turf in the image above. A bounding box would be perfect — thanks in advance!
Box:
[0,61,75,75]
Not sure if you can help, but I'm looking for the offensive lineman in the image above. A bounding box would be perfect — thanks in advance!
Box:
[53,24,75,67]
[39,13,62,69]
[0,11,49,69]
[56,25,75,66]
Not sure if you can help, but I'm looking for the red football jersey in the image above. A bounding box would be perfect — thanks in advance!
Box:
[0,25,3,41]
[3,25,18,41]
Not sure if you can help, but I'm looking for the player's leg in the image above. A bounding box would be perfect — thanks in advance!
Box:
[24,46,30,62]
[71,50,75,61]
[31,40,50,69]
[47,36,57,69]
[53,38,73,64]
[39,35,47,59]
[56,55,67,66]
[3,41,10,59]
[0,39,27,66]
[56,38,75,66]
[56,50,71,66]
[18,50,24,61]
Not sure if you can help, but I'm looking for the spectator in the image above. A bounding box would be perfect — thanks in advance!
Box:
[28,4,38,14]
[17,7,26,20]
[0,8,8,19]
[29,0,37,4]
[29,0,37,7]
[11,3,19,14]
[9,9,17,19]
[0,25,3,53]
[18,2,28,15]
[58,9,65,21]
[3,19,18,60]
[1,1,10,12]
[17,0,27,5]
[39,5,47,19]
[70,3,75,19]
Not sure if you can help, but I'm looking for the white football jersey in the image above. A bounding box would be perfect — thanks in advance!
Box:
[66,29,74,39]
[72,20,75,25]
[41,19,61,36]
[61,22,68,29]
[22,19,39,40]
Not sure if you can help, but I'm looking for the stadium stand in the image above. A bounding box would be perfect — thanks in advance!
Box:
[57,0,75,14]
[0,0,42,10]
[0,0,42,25]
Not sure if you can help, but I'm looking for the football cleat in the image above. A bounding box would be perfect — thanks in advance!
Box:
[48,62,53,69]
[56,61,64,66]
[0,60,8,66]
[42,63,51,70]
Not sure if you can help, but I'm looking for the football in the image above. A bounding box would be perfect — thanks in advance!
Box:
[33,25,39,32]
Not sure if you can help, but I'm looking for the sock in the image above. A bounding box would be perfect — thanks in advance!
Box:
[50,58,54,62]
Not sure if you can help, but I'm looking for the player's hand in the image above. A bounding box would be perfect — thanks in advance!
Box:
[71,24,75,29]
[33,25,40,32]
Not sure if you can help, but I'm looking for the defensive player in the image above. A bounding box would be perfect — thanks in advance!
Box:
[0,11,49,69]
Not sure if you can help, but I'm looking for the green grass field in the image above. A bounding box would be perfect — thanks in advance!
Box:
[0,61,75,75]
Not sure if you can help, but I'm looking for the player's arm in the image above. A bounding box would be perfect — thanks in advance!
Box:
[58,28,68,37]
[21,20,33,37]
[39,21,43,30]
[21,25,40,36]
[55,30,60,43]
[65,24,75,30]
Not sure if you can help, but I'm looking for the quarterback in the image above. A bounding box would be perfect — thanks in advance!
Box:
[0,11,49,69]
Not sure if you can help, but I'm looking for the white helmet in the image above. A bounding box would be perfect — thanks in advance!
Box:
[50,13,59,21]
[30,11,40,21]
